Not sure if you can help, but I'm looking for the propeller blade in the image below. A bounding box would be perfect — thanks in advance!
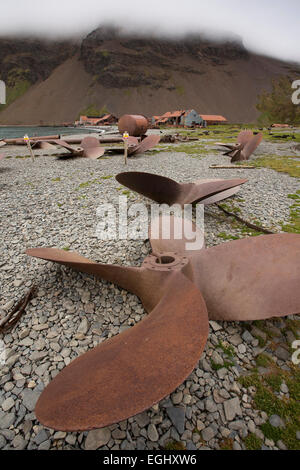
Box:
[26,247,189,314]
[116,172,247,206]
[193,178,242,205]
[26,248,143,301]
[34,271,208,431]
[130,135,160,156]
[215,142,237,150]
[116,172,181,205]
[189,233,300,321]
[230,149,244,162]
[149,215,205,255]
[237,130,253,147]
[81,137,105,159]
[31,141,56,150]
[240,133,263,160]
[126,136,140,156]
[181,178,248,205]
[41,139,83,157]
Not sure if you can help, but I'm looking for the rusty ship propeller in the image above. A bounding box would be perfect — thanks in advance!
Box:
[116,171,248,206]
[26,215,300,431]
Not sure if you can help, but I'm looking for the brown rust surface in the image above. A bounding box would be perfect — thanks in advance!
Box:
[130,135,161,156]
[150,231,300,322]
[118,114,148,137]
[81,136,105,159]
[34,271,208,431]
[149,215,205,255]
[26,247,208,431]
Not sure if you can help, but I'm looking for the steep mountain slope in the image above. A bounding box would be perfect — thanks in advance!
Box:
[0,28,299,124]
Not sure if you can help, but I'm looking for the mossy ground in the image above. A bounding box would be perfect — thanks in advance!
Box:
[163,440,186,450]
[252,155,300,178]
[239,365,300,450]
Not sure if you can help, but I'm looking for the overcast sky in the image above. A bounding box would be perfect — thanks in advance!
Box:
[1,0,299,62]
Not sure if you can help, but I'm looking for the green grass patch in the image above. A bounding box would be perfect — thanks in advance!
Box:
[101,175,113,179]
[256,354,273,368]
[281,191,300,234]
[244,433,263,450]
[239,365,300,449]
[252,154,300,178]
[75,179,101,190]
[217,232,240,241]
[0,78,31,111]
[217,340,235,358]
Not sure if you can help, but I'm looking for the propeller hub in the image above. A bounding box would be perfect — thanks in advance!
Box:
[142,252,189,272]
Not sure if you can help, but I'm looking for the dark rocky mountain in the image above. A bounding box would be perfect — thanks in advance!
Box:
[0,27,298,124]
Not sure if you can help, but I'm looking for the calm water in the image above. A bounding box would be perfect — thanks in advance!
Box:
[0,126,106,140]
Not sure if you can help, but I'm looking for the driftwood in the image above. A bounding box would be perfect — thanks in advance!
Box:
[215,204,275,234]
[0,286,36,334]
[210,165,256,169]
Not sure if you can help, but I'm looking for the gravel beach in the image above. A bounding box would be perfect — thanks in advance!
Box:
[0,135,299,451]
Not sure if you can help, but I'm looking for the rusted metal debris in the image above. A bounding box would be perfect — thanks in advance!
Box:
[64,136,124,145]
[31,141,57,150]
[149,218,300,322]
[32,137,105,160]
[80,136,105,159]
[116,172,247,206]
[0,286,36,334]
[159,134,199,143]
[128,135,161,156]
[37,139,83,157]
[216,130,263,162]
[118,114,149,137]
[106,135,160,157]
[26,247,209,431]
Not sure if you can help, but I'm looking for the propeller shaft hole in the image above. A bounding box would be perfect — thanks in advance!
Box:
[156,256,175,265]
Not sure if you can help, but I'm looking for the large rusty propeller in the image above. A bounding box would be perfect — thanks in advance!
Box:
[26,246,208,431]
[26,221,300,431]
[116,171,247,206]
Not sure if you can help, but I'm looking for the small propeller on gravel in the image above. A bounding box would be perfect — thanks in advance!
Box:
[116,171,248,206]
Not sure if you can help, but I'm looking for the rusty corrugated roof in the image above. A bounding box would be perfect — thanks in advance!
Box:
[200,115,227,122]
